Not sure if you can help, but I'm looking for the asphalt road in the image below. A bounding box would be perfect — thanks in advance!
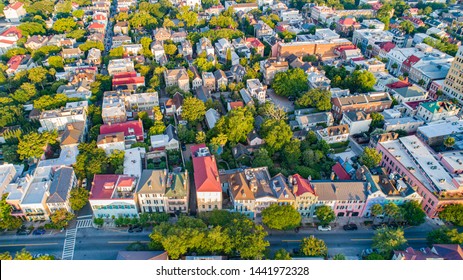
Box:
[0,226,431,260]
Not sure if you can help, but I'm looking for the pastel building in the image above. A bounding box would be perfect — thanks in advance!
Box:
[288,174,317,218]
[220,171,256,218]
[376,135,463,217]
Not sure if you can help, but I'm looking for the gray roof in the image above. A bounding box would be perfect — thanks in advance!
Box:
[47,167,74,204]
[164,124,179,142]
[270,174,295,200]
[214,69,226,80]
[247,168,274,199]
[196,86,211,102]
[137,169,167,194]
[393,85,427,98]
[312,181,367,201]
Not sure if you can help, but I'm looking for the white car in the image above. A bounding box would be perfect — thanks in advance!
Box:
[317,225,332,231]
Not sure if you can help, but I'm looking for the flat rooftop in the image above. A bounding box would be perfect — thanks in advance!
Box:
[417,119,463,138]
[440,151,463,172]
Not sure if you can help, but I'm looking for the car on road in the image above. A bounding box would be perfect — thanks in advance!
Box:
[128,225,143,233]
[317,225,332,231]
[16,227,32,235]
[343,224,358,231]
[32,228,46,235]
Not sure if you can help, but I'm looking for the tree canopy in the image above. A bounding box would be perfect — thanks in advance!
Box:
[17,131,57,160]
[261,119,292,152]
[400,201,425,226]
[359,147,382,169]
[272,68,308,97]
[372,227,407,255]
[300,236,328,257]
[439,204,463,226]
[216,107,254,144]
[261,204,301,230]
[426,228,463,246]
[296,89,332,111]
[315,205,336,226]
[182,97,206,123]
[69,187,89,211]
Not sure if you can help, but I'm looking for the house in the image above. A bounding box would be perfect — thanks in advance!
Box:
[215,38,233,60]
[189,66,202,90]
[179,40,193,57]
[416,119,463,147]
[331,162,351,180]
[153,28,171,42]
[3,2,27,22]
[6,54,35,76]
[88,22,106,34]
[254,21,274,38]
[151,41,166,64]
[112,35,132,48]
[112,71,145,90]
[383,117,424,134]
[205,108,220,129]
[288,174,317,218]
[270,174,296,206]
[316,124,349,144]
[39,101,88,132]
[260,57,289,85]
[172,92,184,116]
[150,125,179,150]
[45,167,77,214]
[122,44,142,56]
[393,244,463,260]
[202,72,216,92]
[229,64,246,82]
[24,35,50,50]
[245,37,265,56]
[164,171,189,214]
[114,21,129,35]
[388,83,428,103]
[0,164,18,194]
[227,101,244,112]
[196,37,214,56]
[171,31,187,43]
[191,145,222,212]
[97,132,126,155]
[107,58,135,76]
[60,122,86,148]
[164,68,190,92]
[87,48,102,65]
[99,119,144,145]
[102,91,127,124]
[416,101,459,123]
[331,92,393,120]
[214,70,228,90]
[125,92,159,112]
[295,111,334,130]
[220,171,256,218]
[61,48,83,59]
[136,169,167,213]
[246,79,266,104]
[336,17,361,36]
[340,111,372,135]
[19,166,54,221]
[196,86,211,102]
[89,174,138,218]
[244,167,277,214]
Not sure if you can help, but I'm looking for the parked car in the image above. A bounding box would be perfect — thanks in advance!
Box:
[33,228,46,235]
[16,227,32,235]
[128,225,143,233]
[372,223,387,230]
[288,96,296,101]
[181,143,186,151]
[317,225,332,231]
[343,224,358,231]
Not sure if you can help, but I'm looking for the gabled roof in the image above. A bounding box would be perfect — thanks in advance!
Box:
[61,121,85,146]
[6,2,24,10]
[164,124,179,142]
[100,120,144,138]
[165,171,188,198]
[90,174,136,200]
[332,163,351,180]
[221,171,255,201]
[46,167,74,203]
[292,174,315,196]
[136,169,167,194]
[270,173,295,201]
[192,155,221,193]
[172,92,184,108]
[88,22,106,29]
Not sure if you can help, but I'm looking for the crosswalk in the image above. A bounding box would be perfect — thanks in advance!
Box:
[62,228,77,260]
[76,219,93,229]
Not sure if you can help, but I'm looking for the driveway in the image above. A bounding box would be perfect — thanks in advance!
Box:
[267,88,295,112]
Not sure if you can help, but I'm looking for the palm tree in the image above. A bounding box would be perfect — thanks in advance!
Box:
[371,204,383,225]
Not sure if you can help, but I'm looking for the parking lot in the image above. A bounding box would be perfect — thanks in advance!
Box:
[267,88,295,112]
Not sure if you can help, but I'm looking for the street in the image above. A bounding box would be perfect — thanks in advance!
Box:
[0,225,432,260]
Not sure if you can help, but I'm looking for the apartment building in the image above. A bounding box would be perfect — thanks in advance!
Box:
[39,101,88,132]
[442,46,463,103]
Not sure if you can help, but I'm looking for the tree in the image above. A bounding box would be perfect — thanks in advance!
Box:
[109,46,124,58]
[333,254,346,260]
[17,131,57,161]
[75,142,108,179]
[345,70,376,93]
[296,89,332,111]
[252,148,274,169]
[315,205,335,226]
[94,217,104,227]
[272,68,308,97]
[35,254,55,260]
[261,204,301,230]
[444,137,456,149]
[140,37,153,57]
[370,111,385,130]
[261,119,292,152]
[257,102,287,121]
[48,56,64,70]
[28,67,49,89]
[400,201,425,226]
[365,252,385,260]
[371,203,384,224]
[0,194,22,230]
[2,145,19,164]
[300,236,328,257]
[78,40,105,52]
[18,22,46,36]
[400,20,414,34]
[195,131,206,143]
[210,133,228,150]
[427,228,463,246]
[182,97,206,123]
[282,139,301,167]
[69,187,89,211]
[14,249,33,260]
[439,204,463,226]
[176,6,198,28]
[216,107,254,144]
[108,150,125,174]
[274,248,291,260]
[0,252,12,260]
[148,121,166,136]
[50,209,75,229]
[11,83,37,103]
[372,227,407,255]
[359,147,382,169]
[384,202,402,223]
[164,43,177,56]
[53,17,77,33]
[129,11,158,29]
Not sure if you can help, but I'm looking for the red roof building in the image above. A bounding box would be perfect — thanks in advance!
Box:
[192,156,221,193]
[88,22,106,33]
[393,244,463,260]
[6,54,25,73]
[0,26,22,40]
[100,119,144,142]
[90,175,136,200]
[291,174,315,197]
[401,55,421,74]
[387,79,412,89]
[227,101,244,111]
[112,71,145,90]
[379,42,396,53]
[332,162,351,180]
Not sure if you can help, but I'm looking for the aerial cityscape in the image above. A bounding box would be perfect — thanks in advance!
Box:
[0,0,463,261]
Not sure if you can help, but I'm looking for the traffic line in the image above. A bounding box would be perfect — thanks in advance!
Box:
[107,241,150,244]
[0,242,58,247]
[77,215,93,219]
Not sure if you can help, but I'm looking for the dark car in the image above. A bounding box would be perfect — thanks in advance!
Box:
[16,227,32,235]
[181,143,186,151]
[343,224,358,231]
[288,96,296,101]
[128,225,143,233]
[33,228,46,235]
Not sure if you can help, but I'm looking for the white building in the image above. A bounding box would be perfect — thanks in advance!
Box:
[0,164,18,194]
[19,166,53,221]
[341,111,372,135]
[39,101,88,132]
[97,132,126,155]
[316,124,349,144]
[45,167,77,214]
[3,2,27,22]
[124,92,159,112]
[107,58,135,76]
[123,148,144,179]
[246,79,266,104]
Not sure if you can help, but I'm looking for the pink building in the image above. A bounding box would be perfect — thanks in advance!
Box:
[376,135,463,217]
[438,151,463,175]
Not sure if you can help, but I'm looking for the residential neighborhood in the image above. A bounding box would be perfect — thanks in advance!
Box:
[0,0,463,262]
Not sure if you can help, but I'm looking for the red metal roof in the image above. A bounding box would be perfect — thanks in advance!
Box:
[229,101,244,110]
[100,120,144,139]
[338,18,356,26]
[192,156,221,193]
[113,71,138,79]
[404,99,433,110]
[292,174,315,196]
[0,26,22,38]
[6,2,24,10]
[112,76,145,86]
[332,162,351,180]
[88,23,105,29]
[245,37,264,48]
[403,55,420,67]
[335,45,357,52]
[387,80,412,89]
[7,54,24,71]
[90,174,135,200]
[379,42,396,52]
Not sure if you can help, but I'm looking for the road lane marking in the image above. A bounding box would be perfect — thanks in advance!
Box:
[350,237,426,241]
[0,242,58,247]
[107,241,150,244]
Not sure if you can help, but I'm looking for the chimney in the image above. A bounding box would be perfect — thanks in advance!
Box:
[66,123,74,130]
[216,176,220,182]
[293,184,298,195]
[330,171,335,180]
[308,175,312,181]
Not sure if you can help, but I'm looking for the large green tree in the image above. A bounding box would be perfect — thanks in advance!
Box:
[261,119,292,152]
[296,89,332,111]
[17,131,58,161]
[216,107,254,144]
[0,194,22,230]
[274,248,291,260]
[400,201,425,226]
[359,147,382,169]
[439,204,463,226]
[53,17,77,33]
[315,205,336,226]
[182,97,206,123]
[69,187,89,211]
[50,209,75,229]
[74,142,108,179]
[272,68,308,97]
[426,228,463,246]
[345,70,376,93]
[372,227,407,255]
[300,236,328,257]
[261,204,301,230]
[252,148,274,169]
